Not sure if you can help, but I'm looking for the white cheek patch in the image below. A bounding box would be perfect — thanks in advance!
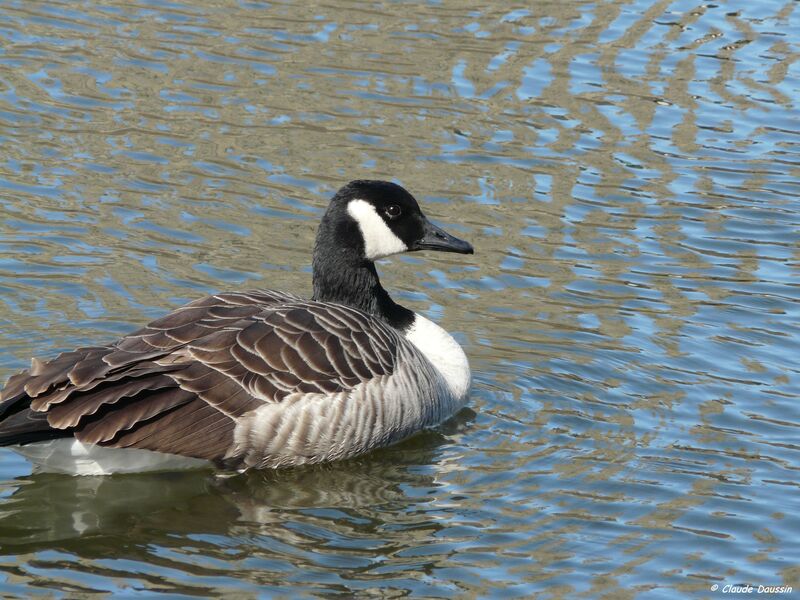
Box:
[347,199,408,260]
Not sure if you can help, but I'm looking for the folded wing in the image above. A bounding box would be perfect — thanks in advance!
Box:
[0,290,401,467]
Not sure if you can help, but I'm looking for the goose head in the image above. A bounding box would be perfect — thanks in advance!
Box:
[316,180,474,262]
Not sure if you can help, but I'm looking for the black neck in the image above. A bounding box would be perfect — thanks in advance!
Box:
[311,246,415,332]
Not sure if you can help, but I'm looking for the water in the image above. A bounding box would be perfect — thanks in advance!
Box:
[0,0,798,597]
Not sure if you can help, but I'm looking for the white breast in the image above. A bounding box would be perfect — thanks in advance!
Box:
[404,313,471,402]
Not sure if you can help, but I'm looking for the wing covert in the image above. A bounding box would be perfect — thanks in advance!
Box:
[0,291,406,467]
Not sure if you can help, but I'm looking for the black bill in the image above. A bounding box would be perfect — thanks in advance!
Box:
[413,219,474,254]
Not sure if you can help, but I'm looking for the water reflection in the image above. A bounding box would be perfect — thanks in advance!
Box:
[0,428,470,595]
[0,427,469,542]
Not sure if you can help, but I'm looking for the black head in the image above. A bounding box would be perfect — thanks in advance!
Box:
[317,179,474,261]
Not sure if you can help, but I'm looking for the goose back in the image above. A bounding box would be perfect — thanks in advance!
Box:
[0,290,452,472]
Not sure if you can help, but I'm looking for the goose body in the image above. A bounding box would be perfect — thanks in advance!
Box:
[0,181,473,474]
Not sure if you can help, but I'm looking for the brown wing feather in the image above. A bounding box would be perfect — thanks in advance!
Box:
[46,375,177,429]
[76,388,196,444]
[0,347,107,405]
[0,289,402,467]
[109,398,234,460]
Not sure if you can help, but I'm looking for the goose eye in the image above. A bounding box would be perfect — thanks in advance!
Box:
[385,204,402,218]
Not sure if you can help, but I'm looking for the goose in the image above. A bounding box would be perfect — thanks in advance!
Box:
[0,180,474,475]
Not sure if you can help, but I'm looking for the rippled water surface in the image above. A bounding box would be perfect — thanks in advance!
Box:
[1,0,799,597]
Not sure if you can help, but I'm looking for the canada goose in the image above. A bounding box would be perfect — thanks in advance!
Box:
[0,180,474,475]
